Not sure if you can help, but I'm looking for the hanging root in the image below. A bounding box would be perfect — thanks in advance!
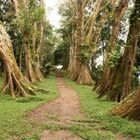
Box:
[0,24,48,98]
[1,73,49,98]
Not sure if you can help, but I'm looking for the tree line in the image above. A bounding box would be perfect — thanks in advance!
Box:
[0,0,140,121]
[0,0,54,97]
[57,0,140,121]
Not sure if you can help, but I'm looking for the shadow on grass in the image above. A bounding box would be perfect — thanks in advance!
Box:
[16,96,45,103]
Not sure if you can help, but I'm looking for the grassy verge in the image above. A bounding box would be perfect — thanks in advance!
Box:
[65,78,140,140]
[0,75,58,140]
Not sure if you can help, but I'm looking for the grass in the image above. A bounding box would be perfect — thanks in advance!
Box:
[0,75,58,140]
[0,74,140,140]
[64,78,140,140]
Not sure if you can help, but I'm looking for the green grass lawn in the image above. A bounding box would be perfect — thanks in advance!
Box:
[65,78,140,140]
[0,74,140,140]
[0,75,58,140]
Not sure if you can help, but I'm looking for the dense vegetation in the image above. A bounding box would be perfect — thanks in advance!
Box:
[58,0,140,120]
[0,0,140,139]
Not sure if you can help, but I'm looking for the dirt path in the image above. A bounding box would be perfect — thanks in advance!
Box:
[43,77,82,120]
[28,73,130,140]
[28,74,83,140]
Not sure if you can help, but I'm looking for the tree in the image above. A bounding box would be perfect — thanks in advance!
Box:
[110,0,140,120]
[0,24,36,97]
[18,0,45,82]
[0,0,48,97]
[96,0,129,101]
[111,87,140,120]
[68,0,107,85]
[99,0,140,101]
[0,0,45,82]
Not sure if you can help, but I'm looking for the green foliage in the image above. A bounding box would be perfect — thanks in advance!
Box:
[56,2,76,68]
[129,0,140,35]
[100,24,111,42]
[79,44,91,63]
[42,21,58,72]
[131,66,139,89]
[0,0,15,24]
[32,5,45,22]
[109,52,121,68]
[53,42,70,68]
[43,63,54,75]
[110,44,122,68]
[91,65,103,84]
[19,0,45,34]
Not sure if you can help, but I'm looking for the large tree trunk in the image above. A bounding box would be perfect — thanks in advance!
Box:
[34,21,44,81]
[33,0,44,80]
[96,0,128,95]
[24,42,37,83]
[22,1,44,82]
[24,34,44,82]
[77,62,93,85]
[68,30,78,80]
[0,24,36,97]
[68,44,75,79]
[110,87,140,121]
[98,0,140,102]
[75,0,93,85]
[68,0,94,85]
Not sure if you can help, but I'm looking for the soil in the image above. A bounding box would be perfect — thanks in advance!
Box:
[43,77,82,120]
[28,72,83,140]
[41,130,83,140]
[28,72,131,140]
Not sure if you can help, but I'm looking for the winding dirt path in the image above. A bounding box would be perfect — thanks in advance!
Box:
[28,73,83,140]
[28,73,129,140]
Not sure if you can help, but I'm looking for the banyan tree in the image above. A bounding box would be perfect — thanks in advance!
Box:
[68,0,109,85]
[0,0,47,97]
[110,0,140,120]
[111,87,140,121]
[68,0,94,85]
[12,0,44,82]
[96,0,128,97]
[0,24,36,97]
[98,0,140,102]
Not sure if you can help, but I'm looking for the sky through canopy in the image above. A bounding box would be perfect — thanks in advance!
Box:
[44,0,62,28]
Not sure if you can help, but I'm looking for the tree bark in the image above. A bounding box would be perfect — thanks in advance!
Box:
[0,24,36,97]
[109,10,140,101]
[98,0,140,102]
[68,0,94,85]
[22,1,44,82]
[24,41,37,83]
[96,0,128,96]
[34,21,44,80]
[11,0,19,16]
[110,87,140,121]
[33,0,44,80]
